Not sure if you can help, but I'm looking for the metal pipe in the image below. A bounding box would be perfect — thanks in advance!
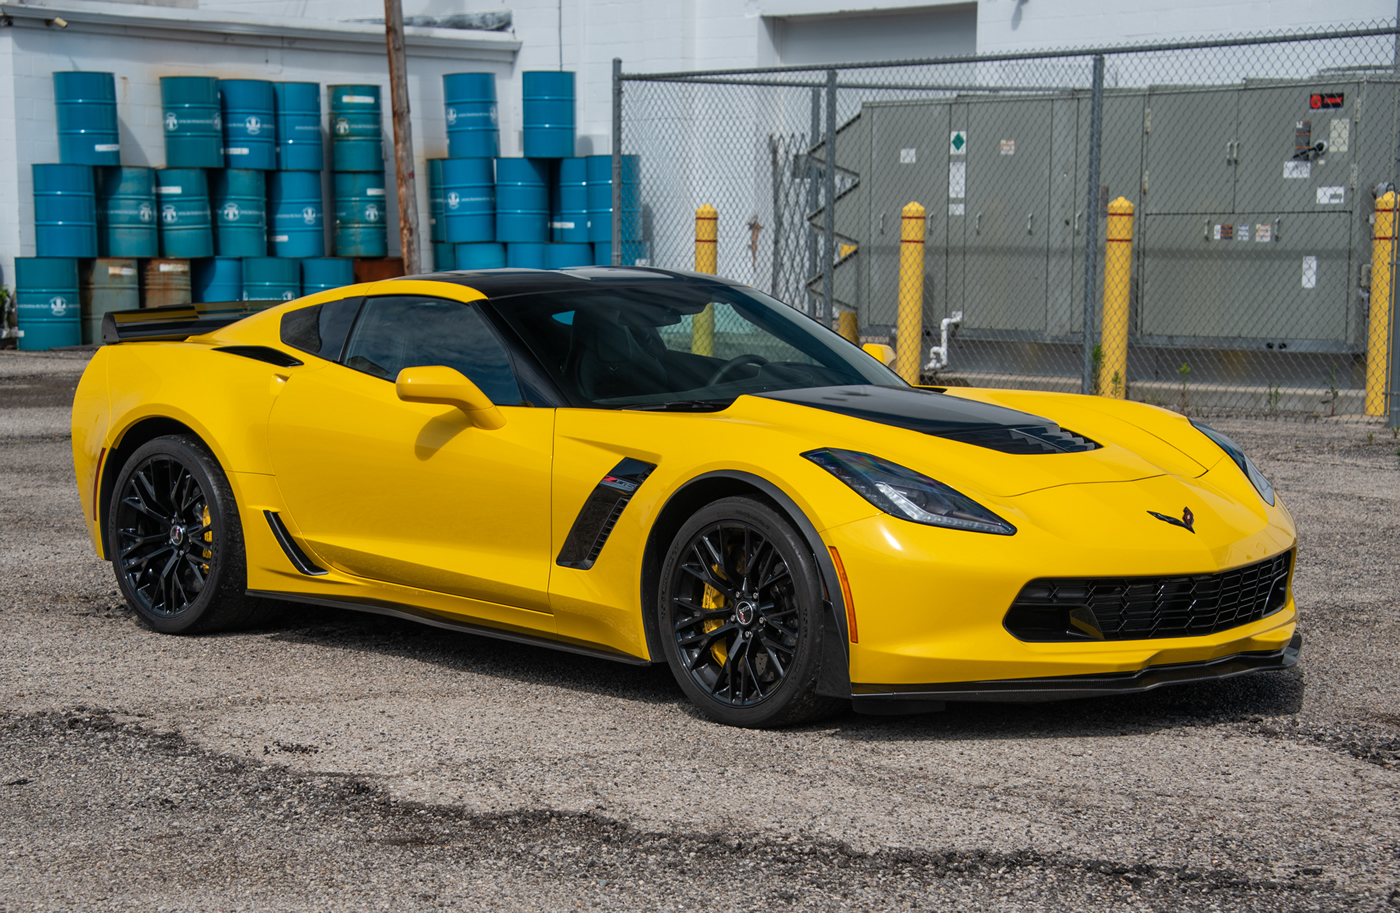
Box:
[824,69,836,328]
[1098,197,1135,399]
[611,58,622,265]
[1081,54,1106,396]
[925,311,963,373]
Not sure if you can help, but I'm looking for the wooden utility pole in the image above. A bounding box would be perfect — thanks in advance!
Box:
[384,0,421,273]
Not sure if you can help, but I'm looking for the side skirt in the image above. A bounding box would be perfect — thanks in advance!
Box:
[246,589,653,667]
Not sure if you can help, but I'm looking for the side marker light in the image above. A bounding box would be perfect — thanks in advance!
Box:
[828,546,858,643]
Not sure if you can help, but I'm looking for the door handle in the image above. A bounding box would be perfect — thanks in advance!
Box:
[1226,140,1232,164]
[975,212,982,234]
[1203,218,1210,241]
[1026,213,1034,234]
[1074,210,1081,234]
[880,212,885,234]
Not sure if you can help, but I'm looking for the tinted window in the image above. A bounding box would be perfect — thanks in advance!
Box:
[489,282,903,407]
[280,297,362,362]
[341,296,523,405]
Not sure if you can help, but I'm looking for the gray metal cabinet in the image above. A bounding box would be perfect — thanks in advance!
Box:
[961,97,1055,332]
[1140,211,1351,341]
[1234,82,1356,214]
[1142,87,1239,215]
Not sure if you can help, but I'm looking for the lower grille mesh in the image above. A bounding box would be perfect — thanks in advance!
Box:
[1004,550,1294,642]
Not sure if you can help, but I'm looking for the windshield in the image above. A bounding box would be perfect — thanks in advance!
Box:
[487,280,906,409]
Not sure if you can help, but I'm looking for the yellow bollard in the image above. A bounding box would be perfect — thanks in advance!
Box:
[897,202,925,384]
[693,204,717,356]
[836,308,859,344]
[1367,191,1396,416]
[1097,197,1135,399]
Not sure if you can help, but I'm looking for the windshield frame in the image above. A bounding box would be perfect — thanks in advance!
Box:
[481,278,908,410]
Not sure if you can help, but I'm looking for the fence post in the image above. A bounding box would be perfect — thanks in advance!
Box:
[611,58,623,266]
[898,201,926,384]
[824,68,837,329]
[694,205,717,356]
[808,87,820,306]
[1081,54,1106,396]
[1369,190,1396,416]
[1098,197,1135,398]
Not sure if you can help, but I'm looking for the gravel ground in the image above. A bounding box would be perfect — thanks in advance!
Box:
[2,347,1398,911]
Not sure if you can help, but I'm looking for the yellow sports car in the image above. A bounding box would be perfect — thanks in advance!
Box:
[71,269,1300,727]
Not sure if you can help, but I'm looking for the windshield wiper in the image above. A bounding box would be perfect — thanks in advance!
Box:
[619,398,734,412]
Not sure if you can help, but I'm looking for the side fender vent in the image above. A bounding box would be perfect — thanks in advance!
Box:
[556,458,657,570]
[215,346,305,368]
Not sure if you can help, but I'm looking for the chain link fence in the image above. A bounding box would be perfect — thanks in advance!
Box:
[614,23,1400,423]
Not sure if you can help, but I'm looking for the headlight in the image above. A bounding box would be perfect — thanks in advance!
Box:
[803,449,1016,535]
[1191,421,1275,506]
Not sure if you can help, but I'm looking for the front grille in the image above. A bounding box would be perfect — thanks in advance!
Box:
[1004,550,1293,642]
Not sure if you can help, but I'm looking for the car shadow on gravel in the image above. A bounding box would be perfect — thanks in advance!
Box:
[260,601,684,705]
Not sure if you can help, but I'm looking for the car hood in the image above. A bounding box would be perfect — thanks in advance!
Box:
[740,385,1213,498]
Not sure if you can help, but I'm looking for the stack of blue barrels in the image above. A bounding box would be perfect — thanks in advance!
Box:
[328,84,388,268]
[440,72,502,270]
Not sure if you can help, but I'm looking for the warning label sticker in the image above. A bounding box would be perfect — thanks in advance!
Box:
[1236,225,1250,242]
[1283,161,1311,179]
[1317,186,1345,204]
[1302,255,1318,288]
[1329,119,1350,154]
[1214,224,1234,241]
[1255,223,1273,242]
[948,161,966,199]
[950,131,967,155]
[949,203,965,216]
[1000,139,1015,155]
[900,148,916,164]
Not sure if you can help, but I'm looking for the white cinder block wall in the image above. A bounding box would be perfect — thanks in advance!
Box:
[1,0,1396,295]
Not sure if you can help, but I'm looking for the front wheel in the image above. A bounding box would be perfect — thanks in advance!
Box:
[109,434,269,634]
[658,496,841,727]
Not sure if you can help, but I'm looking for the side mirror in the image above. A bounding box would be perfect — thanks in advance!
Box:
[395,365,506,430]
[862,343,896,367]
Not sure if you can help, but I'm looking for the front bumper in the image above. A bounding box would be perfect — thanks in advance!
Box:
[851,632,1301,712]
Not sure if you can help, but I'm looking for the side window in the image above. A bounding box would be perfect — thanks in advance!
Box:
[280,297,362,362]
[341,296,523,405]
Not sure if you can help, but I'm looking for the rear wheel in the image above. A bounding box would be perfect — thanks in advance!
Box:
[658,496,840,727]
[109,434,269,634]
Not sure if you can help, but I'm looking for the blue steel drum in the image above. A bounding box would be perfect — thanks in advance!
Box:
[333,171,388,258]
[154,168,213,259]
[242,256,300,301]
[593,241,648,266]
[455,242,506,270]
[506,243,549,269]
[328,85,383,172]
[427,158,446,243]
[193,257,243,303]
[433,242,455,271]
[441,157,494,243]
[494,158,549,243]
[33,163,98,258]
[545,242,592,269]
[79,258,139,344]
[443,72,499,159]
[301,257,354,295]
[209,169,267,258]
[53,72,120,166]
[15,257,81,350]
[219,79,276,171]
[268,171,325,258]
[552,157,589,243]
[586,154,641,242]
[521,71,575,159]
[161,76,223,169]
[96,167,158,258]
[273,82,323,171]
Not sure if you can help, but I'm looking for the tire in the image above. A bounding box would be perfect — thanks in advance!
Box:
[658,495,842,728]
[108,434,271,634]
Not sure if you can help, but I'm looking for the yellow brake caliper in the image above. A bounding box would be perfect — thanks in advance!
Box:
[701,571,728,665]
[201,505,213,572]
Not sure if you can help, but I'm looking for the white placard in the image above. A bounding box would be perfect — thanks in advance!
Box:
[1255,223,1273,242]
[94,144,121,152]
[224,148,249,155]
[342,95,376,104]
[948,161,967,199]
[949,202,966,216]
[156,186,183,194]
[1317,186,1345,204]
[367,188,386,196]
[1000,139,1015,155]
[1329,118,1350,154]
[272,235,290,242]
[1236,224,1249,242]
[899,148,916,164]
[1283,161,1311,179]
[1301,256,1318,288]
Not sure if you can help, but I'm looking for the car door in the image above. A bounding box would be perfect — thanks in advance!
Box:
[266,292,555,615]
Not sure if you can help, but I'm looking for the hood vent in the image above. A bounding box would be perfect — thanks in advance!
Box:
[940,425,1099,455]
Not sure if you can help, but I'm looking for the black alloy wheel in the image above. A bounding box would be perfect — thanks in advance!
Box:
[110,434,268,634]
[659,496,840,727]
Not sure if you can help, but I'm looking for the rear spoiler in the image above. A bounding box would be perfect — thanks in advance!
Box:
[101,301,278,344]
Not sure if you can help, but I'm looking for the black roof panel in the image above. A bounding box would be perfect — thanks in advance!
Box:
[404,267,746,299]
